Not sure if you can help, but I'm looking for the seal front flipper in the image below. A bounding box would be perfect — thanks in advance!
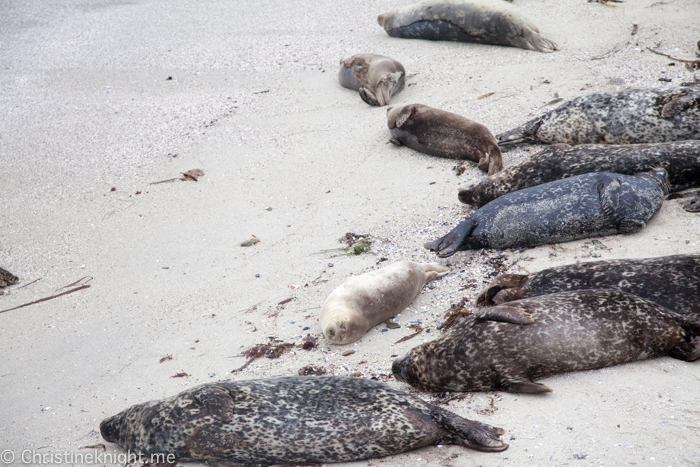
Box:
[474,305,534,325]
[597,177,621,216]
[503,380,553,394]
[424,219,476,258]
[430,406,508,452]
[475,274,529,306]
[193,385,235,422]
[661,91,700,118]
[359,87,381,107]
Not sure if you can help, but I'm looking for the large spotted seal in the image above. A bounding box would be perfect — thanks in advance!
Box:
[497,87,700,146]
[339,54,406,106]
[387,103,504,175]
[426,170,668,257]
[377,0,558,53]
[477,254,700,314]
[100,376,508,464]
[321,261,448,344]
[458,140,700,208]
[393,289,700,393]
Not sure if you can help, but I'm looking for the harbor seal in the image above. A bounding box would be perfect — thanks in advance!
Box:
[458,140,700,208]
[339,53,406,106]
[377,0,558,53]
[100,376,508,465]
[387,104,504,175]
[393,289,700,393]
[321,261,448,344]
[476,254,700,315]
[426,170,668,257]
[497,87,700,146]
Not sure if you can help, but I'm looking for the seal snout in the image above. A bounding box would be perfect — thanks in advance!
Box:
[99,415,121,443]
[391,355,411,382]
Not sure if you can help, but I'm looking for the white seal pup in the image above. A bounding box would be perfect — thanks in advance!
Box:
[321,261,448,344]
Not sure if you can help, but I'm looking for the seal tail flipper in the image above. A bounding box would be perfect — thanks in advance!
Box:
[504,380,553,394]
[422,262,450,281]
[475,274,529,306]
[496,115,545,146]
[359,87,381,106]
[424,219,476,258]
[669,336,700,362]
[431,407,508,452]
[474,305,534,325]
[480,145,504,175]
[527,34,559,53]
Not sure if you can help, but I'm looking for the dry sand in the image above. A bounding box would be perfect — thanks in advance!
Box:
[1,0,699,466]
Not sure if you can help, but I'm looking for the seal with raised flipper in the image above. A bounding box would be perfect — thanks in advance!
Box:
[497,87,700,146]
[321,261,448,344]
[426,170,668,258]
[377,0,558,53]
[339,53,406,106]
[100,376,508,465]
[458,140,700,208]
[476,254,700,314]
[392,289,700,393]
[387,103,504,175]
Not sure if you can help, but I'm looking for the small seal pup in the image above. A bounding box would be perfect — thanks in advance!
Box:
[426,170,668,257]
[339,54,406,106]
[393,289,700,393]
[476,254,700,315]
[497,87,700,146]
[100,376,508,465]
[377,0,558,53]
[321,261,448,344]
[458,140,700,207]
[387,103,504,175]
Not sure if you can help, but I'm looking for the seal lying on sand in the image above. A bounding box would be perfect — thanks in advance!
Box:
[393,289,700,393]
[497,87,700,146]
[100,376,508,465]
[387,104,503,175]
[377,0,558,53]
[339,54,406,106]
[321,261,448,344]
[476,254,700,315]
[426,170,668,257]
[458,140,700,208]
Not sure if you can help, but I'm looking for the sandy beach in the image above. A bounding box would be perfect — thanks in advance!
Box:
[1,0,699,466]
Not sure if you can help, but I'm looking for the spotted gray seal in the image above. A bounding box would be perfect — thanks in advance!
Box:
[426,170,668,257]
[497,87,700,146]
[392,289,700,393]
[458,140,700,208]
[476,254,700,315]
[387,103,504,175]
[100,376,508,465]
[377,0,558,53]
[339,54,406,106]
[321,261,448,344]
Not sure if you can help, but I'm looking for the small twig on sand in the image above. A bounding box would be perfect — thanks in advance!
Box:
[0,285,91,314]
[17,278,41,290]
[55,276,92,291]
[646,47,700,69]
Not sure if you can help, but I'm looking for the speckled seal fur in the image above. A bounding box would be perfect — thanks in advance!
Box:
[100,376,508,465]
[377,0,558,53]
[387,104,503,175]
[426,170,668,258]
[477,254,700,315]
[339,54,405,107]
[497,87,700,146]
[459,140,700,208]
[393,289,700,393]
[321,261,448,344]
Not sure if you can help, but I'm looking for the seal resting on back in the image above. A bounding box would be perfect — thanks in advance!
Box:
[477,254,700,314]
[377,0,558,53]
[100,376,508,465]
[387,103,504,175]
[458,140,700,208]
[392,289,700,393]
[497,87,700,146]
[339,53,406,106]
[426,170,668,258]
[321,261,448,344]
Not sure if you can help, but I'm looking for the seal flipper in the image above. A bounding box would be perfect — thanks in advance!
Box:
[424,219,476,258]
[597,178,621,216]
[503,380,553,394]
[669,336,700,362]
[474,305,534,325]
[193,385,235,422]
[661,91,700,118]
[618,219,646,234]
[430,406,508,452]
[359,87,381,107]
[475,274,529,306]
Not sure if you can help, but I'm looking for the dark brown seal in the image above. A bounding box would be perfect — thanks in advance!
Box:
[477,254,700,315]
[497,87,700,146]
[100,376,507,465]
[427,171,668,258]
[377,0,558,53]
[387,103,504,175]
[458,140,700,208]
[339,53,406,106]
[393,289,700,393]
[0,267,18,288]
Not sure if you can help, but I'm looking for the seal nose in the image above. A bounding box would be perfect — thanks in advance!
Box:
[99,415,120,443]
[392,355,410,382]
